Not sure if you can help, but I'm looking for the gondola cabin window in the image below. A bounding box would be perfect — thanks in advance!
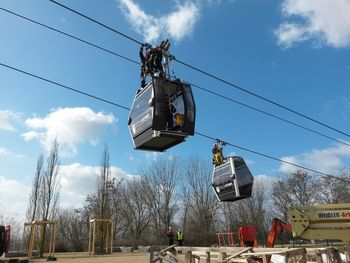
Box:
[129,84,153,137]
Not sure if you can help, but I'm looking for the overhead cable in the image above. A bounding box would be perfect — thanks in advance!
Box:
[1,61,348,183]
[0,62,130,111]
[49,0,143,46]
[0,7,139,65]
[175,58,350,139]
[2,6,349,148]
[189,82,350,148]
[195,131,350,183]
[47,0,350,139]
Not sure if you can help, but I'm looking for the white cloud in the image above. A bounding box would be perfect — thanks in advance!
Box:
[0,176,30,222]
[279,142,350,174]
[275,0,350,48]
[117,0,200,43]
[0,163,138,223]
[145,151,162,162]
[164,2,200,41]
[253,174,277,196]
[60,163,139,201]
[21,107,116,157]
[254,174,277,186]
[0,109,21,131]
[206,0,236,6]
[0,147,25,159]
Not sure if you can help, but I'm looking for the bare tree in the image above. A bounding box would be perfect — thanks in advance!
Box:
[220,179,271,244]
[178,184,191,237]
[88,146,114,252]
[38,139,61,257]
[140,157,180,244]
[40,139,60,221]
[272,170,319,221]
[118,179,152,247]
[26,154,43,223]
[315,168,350,204]
[96,147,113,219]
[58,208,87,252]
[180,157,218,246]
[25,154,43,248]
[271,180,293,222]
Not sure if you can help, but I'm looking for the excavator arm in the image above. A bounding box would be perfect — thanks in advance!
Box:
[266,218,292,248]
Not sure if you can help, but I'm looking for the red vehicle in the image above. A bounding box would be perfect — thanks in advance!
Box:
[237,225,258,247]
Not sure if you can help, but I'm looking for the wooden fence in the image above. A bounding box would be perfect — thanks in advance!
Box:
[150,246,350,263]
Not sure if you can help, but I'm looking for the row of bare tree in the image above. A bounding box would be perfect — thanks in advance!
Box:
[2,142,350,253]
[55,147,350,251]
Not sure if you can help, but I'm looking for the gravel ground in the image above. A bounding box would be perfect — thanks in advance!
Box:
[7,252,152,263]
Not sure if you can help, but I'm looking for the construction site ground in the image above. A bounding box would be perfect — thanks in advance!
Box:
[6,252,155,263]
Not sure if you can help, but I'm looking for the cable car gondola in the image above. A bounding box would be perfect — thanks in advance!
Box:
[128,75,195,152]
[212,156,254,202]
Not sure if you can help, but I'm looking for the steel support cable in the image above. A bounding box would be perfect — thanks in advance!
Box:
[48,0,143,46]
[1,6,350,148]
[195,131,350,183]
[2,6,350,148]
[48,0,350,139]
[1,62,348,183]
[0,7,139,65]
[2,7,349,149]
[47,0,350,139]
[0,62,130,111]
[174,58,350,139]
[189,83,350,148]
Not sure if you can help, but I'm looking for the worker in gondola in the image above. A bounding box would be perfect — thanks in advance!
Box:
[173,113,184,130]
[139,44,148,88]
[151,46,164,75]
[164,94,175,130]
[212,142,224,166]
[139,40,170,85]
[139,43,161,87]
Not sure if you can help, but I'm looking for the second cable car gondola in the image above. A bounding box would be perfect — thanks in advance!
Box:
[128,75,195,152]
[212,156,254,202]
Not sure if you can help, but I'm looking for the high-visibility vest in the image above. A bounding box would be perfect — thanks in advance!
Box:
[214,152,223,165]
[177,231,183,240]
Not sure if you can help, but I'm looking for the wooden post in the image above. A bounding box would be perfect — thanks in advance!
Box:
[92,220,96,255]
[26,220,58,259]
[185,251,192,263]
[88,220,92,255]
[28,224,35,259]
[52,222,57,257]
[110,220,114,253]
[345,246,350,263]
[88,218,114,255]
[149,246,154,263]
[105,222,108,253]
[218,252,227,261]
[205,251,210,263]
[315,249,323,263]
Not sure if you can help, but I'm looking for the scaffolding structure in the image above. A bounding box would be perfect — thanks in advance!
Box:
[88,218,114,255]
[24,220,58,259]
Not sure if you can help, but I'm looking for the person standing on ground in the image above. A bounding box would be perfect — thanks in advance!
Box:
[166,226,174,246]
[176,228,183,246]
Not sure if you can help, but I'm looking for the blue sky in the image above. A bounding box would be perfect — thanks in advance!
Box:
[1,0,350,222]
